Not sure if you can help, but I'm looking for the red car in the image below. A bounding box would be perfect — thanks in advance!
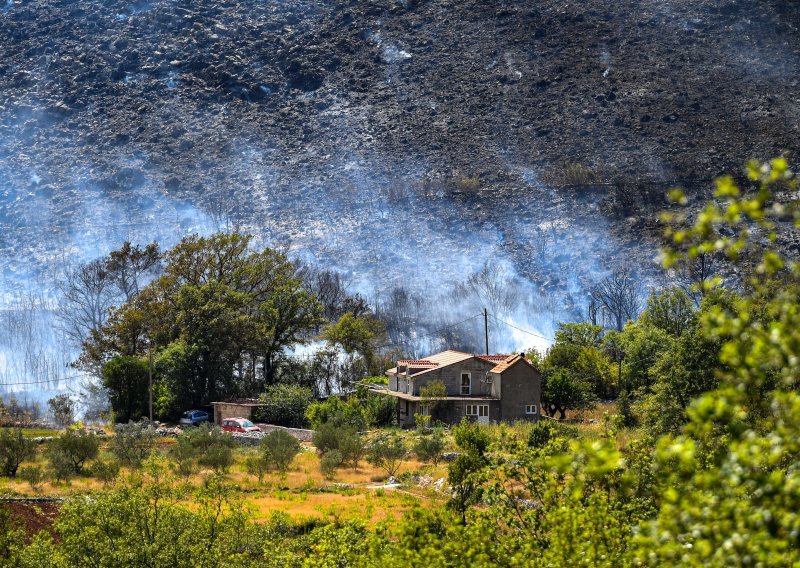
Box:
[221,417,261,433]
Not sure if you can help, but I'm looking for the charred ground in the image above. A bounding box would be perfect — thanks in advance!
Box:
[1,0,799,292]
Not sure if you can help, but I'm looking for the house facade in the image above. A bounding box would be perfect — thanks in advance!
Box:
[373,350,542,427]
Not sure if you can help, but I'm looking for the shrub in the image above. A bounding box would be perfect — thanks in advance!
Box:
[262,430,301,473]
[0,428,36,478]
[320,449,343,480]
[312,422,342,454]
[172,424,235,474]
[362,394,397,427]
[306,397,366,431]
[253,384,314,428]
[414,430,445,465]
[339,432,367,470]
[47,429,100,476]
[110,420,158,467]
[368,434,407,477]
[91,458,121,487]
[18,465,43,491]
[453,418,490,455]
[244,454,269,484]
[527,420,580,448]
[559,161,596,186]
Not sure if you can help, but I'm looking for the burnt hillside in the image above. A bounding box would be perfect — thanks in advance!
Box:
[1,0,799,292]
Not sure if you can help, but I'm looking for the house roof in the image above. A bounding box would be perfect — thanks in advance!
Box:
[489,354,537,374]
[389,350,535,379]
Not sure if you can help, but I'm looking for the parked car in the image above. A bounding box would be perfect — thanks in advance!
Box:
[179,410,210,426]
[221,417,261,433]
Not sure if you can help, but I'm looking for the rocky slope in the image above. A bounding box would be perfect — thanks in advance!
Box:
[1,0,799,314]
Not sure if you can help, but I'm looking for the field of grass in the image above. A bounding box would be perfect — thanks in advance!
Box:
[0,409,638,526]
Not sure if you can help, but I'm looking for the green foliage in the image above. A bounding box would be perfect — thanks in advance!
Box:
[110,420,158,466]
[83,233,325,412]
[413,429,445,465]
[541,368,594,419]
[244,453,269,484]
[18,464,43,491]
[262,430,301,473]
[320,449,343,480]
[615,389,636,428]
[306,390,395,431]
[312,422,365,470]
[448,420,490,522]
[91,458,121,487]
[102,356,150,423]
[172,424,235,474]
[254,384,314,428]
[47,429,100,477]
[367,434,406,477]
[0,505,23,563]
[47,394,75,429]
[0,428,36,477]
[639,287,697,337]
[322,312,385,372]
[339,431,367,470]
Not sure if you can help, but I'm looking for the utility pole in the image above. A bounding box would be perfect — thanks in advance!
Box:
[148,343,153,423]
[484,308,489,355]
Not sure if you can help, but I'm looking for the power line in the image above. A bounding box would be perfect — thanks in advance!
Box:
[488,313,553,342]
[0,374,85,388]
[411,313,484,340]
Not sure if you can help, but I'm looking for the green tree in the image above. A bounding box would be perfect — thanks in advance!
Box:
[0,428,36,477]
[638,287,696,337]
[368,434,407,478]
[262,430,301,473]
[102,356,150,423]
[47,394,75,429]
[47,429,100,476]
[541,368,594,419]
[322,312,386,373]
[110,420,158,467]
[413,429,446,465]
[254,384,314,428]
[82,233,325,412]
[448,419,490,524]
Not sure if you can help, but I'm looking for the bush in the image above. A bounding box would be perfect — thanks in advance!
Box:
[339,432,367,470]
[320,449,343,480]
[47,429,100,476]
[312,422,342,454]
[414,430,445,465]
[312,423,364,470]
[527,420,580,448]
[18,465,43,490]
[262,430,301,473]
[306,397,366,431]
[172,424,235,474]
[253,384,314,428]
[453,419,490,455]
[0,428,36,478]
[368,434,407,477]
[91,458,121,486]
[244,453,269,484]
[110,420,158,467]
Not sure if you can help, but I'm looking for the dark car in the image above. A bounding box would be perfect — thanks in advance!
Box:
[179,410,210,426]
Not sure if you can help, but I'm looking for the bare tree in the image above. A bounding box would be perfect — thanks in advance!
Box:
[675,251,722,305]
[57,259,116,347]
[590,267,643,332]
[454,262,521,317]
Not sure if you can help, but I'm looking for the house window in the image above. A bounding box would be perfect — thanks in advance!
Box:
[460,372,471,395]
[525,404,537,415]
[420,404,430,416]
[465,404,488,417]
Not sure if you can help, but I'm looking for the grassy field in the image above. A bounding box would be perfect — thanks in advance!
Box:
[1,410,634,526]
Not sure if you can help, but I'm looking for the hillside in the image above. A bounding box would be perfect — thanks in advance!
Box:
[1,0,799,323]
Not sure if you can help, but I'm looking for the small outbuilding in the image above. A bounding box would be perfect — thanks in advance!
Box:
[210,398,265,426]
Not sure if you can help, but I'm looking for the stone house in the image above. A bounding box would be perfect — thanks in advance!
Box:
[372,350,542,427]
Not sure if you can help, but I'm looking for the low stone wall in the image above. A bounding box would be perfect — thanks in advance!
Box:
[256,423,314,442]
[230,424,315,446]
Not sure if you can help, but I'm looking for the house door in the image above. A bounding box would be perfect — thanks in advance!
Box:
[466,404,490,424]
